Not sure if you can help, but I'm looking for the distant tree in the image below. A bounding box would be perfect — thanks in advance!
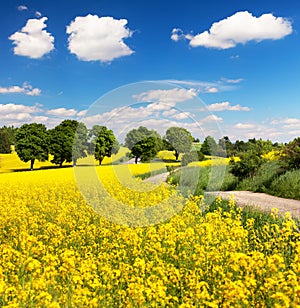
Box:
[49,120,88,167]
[281,137,300,170]
[125,126,162,163]
[93,126,119,165]
[0,126,17,146]
[15,123,49,170]
[181,151,205,167]
[0,129,11,153]
[164,127,193,161]
[200,136,219,156]
[131,136,158,163]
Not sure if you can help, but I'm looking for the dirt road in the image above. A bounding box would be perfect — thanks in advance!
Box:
[208,191,300,218]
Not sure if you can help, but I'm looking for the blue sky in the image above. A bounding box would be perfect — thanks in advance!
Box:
[0,0,299,142]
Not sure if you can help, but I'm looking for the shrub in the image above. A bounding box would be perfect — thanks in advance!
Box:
[270,169,300,200]
[237,160,284,192]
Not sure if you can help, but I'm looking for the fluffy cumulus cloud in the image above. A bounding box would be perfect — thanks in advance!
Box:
[234,123,256,129]
[9,17,54,58]
[201,115,223,123]
[172,11,292,49]
[207,101,250,111]
[133,88,197,109]
[66,14,134,62]
[0,102,88,127]
[0,83,41,96]
[46,108,79,117]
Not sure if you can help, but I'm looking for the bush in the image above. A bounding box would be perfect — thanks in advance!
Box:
[167,165,238,196]
[237,160,284,192]
[270,170,300,200]
[230,152,265,180]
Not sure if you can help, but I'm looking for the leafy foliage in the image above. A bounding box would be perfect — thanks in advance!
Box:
[93,126,119,165]
[15,123,48,170]
[0,129,11,153]
[164,127,193,160]
[49,120,88,166]
[281,137,300,170]
[125,126,162,163]
[230,152,266,181]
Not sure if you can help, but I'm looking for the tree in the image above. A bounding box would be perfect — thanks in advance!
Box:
[49,120,88,167]
[93,126,119,165]
[230,152,265,180]
[0,129,11,153]
[15,123,49,170]
[164,127,193,161]
[125,126,162,163]
[131,137,158,163]
[200,136,219,156]
[281,137,300,170]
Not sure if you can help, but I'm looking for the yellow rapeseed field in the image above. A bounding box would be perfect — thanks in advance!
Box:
[1,163,300,307]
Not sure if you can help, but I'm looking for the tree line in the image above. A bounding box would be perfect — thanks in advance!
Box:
[0,121,196,170]
[1,121,299,171]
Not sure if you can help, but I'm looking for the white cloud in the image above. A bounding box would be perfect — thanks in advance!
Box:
[77,110,87,117]
[9,17,54,59]
[173,11,292,49]
[18,5,28,11]
[234,123,256,129]
[221,77,243,84]
[171,112,190,120]
[201,115,223,123]
[66,14,134,62]
[133,88,197,108]
[46,108,78,117]
[0,83,41,96]
[35,11,42,18]
[271,117,300,129]
[206,87,219,93]
[207,101,250,111]
[0,103,40,114]
[164,79,241,93]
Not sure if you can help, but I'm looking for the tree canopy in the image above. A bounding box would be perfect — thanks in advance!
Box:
[93,126,119,165]
[164,127,193,160]
[0,129,11,153]
[15,123,49,170]
[125,126,162,163]
[49,120,88,167]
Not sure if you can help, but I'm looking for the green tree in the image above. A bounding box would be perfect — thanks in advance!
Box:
[230,152,265,180]
[0,129,11,153]
[200,136,219,156]
[125,126,162,163]
[15,123,49,170]
[131,136,159,163]
[0,126,17,146]
[49,120,88,167]
[281,137,300,170]
[164,127,193,161]
[93,126,119,165]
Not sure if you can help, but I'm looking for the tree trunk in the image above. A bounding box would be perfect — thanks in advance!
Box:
[60,161,63,167]
[175,151,179,161]
[135,156,138,164]
[73,159,77,167]
[30,159,34,170]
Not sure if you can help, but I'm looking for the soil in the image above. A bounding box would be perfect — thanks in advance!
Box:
[145,173,300,218]
[207,191,300,218]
